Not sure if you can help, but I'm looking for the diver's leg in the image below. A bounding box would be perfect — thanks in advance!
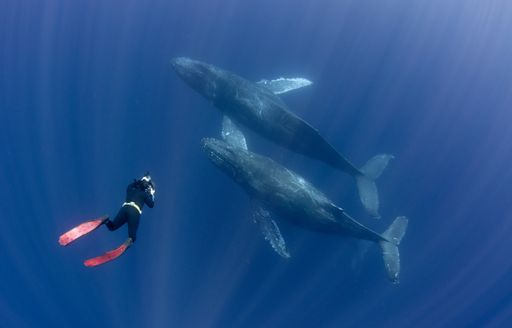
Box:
[126,210,141,243]
[105,208,127,231]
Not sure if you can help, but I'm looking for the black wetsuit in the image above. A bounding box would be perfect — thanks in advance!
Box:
[105,181,154,242]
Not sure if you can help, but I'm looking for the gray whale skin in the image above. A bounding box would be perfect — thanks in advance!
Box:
[172,57,393,218]
[202,137,408,284]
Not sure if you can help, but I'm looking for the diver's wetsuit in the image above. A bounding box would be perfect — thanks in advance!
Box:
[104,181,154,242]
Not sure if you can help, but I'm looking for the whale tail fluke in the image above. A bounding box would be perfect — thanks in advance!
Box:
[379,216,408,284]
[355,154,394,218]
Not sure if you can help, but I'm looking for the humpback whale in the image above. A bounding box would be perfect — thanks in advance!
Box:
[200,126,408,283]
[172,57,393,218]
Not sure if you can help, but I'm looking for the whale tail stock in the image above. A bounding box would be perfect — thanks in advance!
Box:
[379,216,408,284]
[355,154,394,218]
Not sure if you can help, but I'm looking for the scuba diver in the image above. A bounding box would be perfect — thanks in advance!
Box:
[58,173,156,267]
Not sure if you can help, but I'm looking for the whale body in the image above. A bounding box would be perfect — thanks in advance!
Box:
[172,57,393,217]
[202,137,408,284]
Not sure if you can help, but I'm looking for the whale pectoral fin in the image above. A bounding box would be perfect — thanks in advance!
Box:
[256,77,313,95]
[222,116,248,150]
[252,205,290,258]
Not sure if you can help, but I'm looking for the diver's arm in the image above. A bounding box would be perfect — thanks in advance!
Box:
[144,187,155,208]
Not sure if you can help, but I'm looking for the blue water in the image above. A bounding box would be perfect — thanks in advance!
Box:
[2,0,512,327]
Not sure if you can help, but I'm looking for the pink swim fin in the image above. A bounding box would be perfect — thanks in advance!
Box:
[83,239,132,267]
[58,216,108,246]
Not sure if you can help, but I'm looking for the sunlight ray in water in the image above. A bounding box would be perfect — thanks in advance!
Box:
[1,0,512,327]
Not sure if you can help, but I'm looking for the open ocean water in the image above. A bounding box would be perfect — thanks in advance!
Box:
[1,0,512,327]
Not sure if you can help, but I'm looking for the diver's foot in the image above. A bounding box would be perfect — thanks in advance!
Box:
[123,238,133,248]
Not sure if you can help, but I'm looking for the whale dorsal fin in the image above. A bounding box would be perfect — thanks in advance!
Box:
[222,116,248,150]
[252,203,290,258]
[257,77,313,95]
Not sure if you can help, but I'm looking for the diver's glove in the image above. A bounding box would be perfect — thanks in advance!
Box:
[139,172,155,199]
[145,183,155,198]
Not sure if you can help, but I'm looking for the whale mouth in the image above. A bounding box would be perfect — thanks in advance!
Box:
[171,57,219,99]
[202,138,226,165]
[205,146,224,166]
[171,57,209,79]
[202,138,239,176]
[171,57,192,72]
[171,57,195,79]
